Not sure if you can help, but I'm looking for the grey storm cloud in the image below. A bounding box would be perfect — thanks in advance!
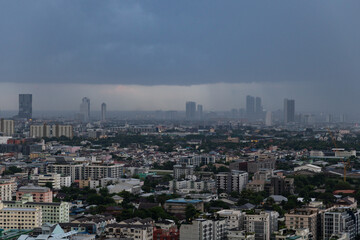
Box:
[0,0,360,85]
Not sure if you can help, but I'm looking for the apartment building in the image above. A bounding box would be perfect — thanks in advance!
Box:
[285,208,318,240]
[16,185,53,203]
[216,209,243,229]
[0,181,12,201]
[3,194,69,224]
[105,218,153,240]
[173,164,194,180]
[0,202,42,230]
[169,179,216,194]
[180,218,227,240]
[0,119,14,136]
[243,211,271,240]
[46,163,125,182]
[30,124,73,139]
[322,208,360,240]
[216,170,248,193]
[36,173,61,190]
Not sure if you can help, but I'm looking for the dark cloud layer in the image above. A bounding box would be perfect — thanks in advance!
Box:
[0,1,359,85]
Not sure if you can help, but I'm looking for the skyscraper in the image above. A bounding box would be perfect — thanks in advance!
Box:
[186,101,196,120]
[284,99,295,123]
[265,111,272,126]
[246,95,255,117]
[18,94,32,119]
[101,103,106,122]
[80,97,90,122]
[197,104,203,120]
[255,97,263,114]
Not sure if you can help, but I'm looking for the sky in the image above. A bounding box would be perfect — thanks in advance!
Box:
[0,1,359,113]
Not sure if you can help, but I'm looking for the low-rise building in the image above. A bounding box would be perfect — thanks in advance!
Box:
[3,194,69,224]
[17,185,53,203]
[105,218,153,240]
[164,199,203,219]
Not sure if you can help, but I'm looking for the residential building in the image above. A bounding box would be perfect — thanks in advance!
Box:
[3,194,69,224]
[153,220,179,240]
[0,202,42,230]
[169,179,216,194]
[0,119,14,136]
[0,182,12,201]
[60,175,71,187]
[173,164,194,180]
[216,209,243,229]
[46,163,125,182]
[105,218,153,240]
[30,124,73,139]
[37,173,61,190]
[247,159,276,173]
[322,208,360,240]
[216,170,248,193]
[243,211,271,240]
[285,209,318,240]
[16,185,53,203]
[275,229,311,240]
[228,229,255,240]
[179,155,216,166]
[180,218,227,240]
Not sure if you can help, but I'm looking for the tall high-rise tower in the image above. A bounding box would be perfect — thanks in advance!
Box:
[80,97,90,122]
[101,103,106,122]
[18,94,32,119]
[186,101,196,120]
[255,97,263,114]
[284,99,295,123]
[197,104,203,120]
[246,95,255,117]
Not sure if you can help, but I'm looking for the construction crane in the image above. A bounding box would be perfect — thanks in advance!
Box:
[327,128,350,182]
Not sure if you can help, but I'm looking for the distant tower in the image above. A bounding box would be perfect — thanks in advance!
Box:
[197,104,203,120]
[265,111,272,126]
[101,103,107,122]
[284,99,295,123]
[18,94,32,119]
[80,97,90,122]
[255,97,263,114]
[186,101,196,120]
[246,95,255,118]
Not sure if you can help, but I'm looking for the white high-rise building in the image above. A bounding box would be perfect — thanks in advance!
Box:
[101,102,107,122]
[80,97,90,122]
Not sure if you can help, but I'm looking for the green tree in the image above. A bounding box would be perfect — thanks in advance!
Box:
[185,204,198,222]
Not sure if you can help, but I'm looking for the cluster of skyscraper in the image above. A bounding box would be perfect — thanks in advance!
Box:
[185,101,203,120]
[246,95,263,120]
[79,97,107,123]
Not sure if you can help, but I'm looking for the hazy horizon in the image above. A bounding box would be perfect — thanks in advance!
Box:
[0,1,359,115]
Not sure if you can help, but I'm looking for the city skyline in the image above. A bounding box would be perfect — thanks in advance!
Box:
[0,1,359,115]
